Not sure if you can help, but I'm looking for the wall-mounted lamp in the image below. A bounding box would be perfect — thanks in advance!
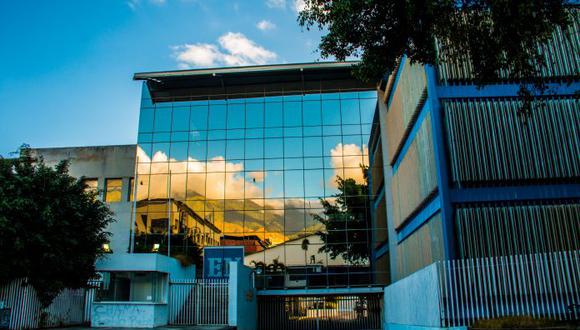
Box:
[152,243,160,252]
[102,243,112,253]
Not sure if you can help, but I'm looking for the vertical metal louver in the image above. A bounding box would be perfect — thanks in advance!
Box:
[455,202,580,259]
[436,8,580,84]
[443,97,580,186]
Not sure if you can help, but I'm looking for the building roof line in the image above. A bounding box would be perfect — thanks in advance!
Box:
[133,61,360,80]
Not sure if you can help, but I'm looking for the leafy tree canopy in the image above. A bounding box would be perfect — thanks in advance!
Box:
[299,0,572,112]
[314,167,371,265]
[0,147,114,306]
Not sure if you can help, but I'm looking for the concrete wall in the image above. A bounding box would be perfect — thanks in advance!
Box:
[383,263,442,329]
[95,253,196,279]
[91,302,167,328]
[228,262,257,330]
[31,145,136,254]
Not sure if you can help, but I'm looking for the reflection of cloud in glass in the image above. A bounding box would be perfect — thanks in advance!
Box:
[329,143,368,187]
[135,146,323,246]
[137,147,262,200]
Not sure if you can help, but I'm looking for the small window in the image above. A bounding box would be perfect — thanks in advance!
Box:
[82,178,98,194]
[105,178,123,203]
[96,271,167,303]
[128,177,135,202]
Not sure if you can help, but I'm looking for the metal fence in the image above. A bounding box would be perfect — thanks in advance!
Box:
[437,250,580,327]
[0,279,87,330]
[168,278,229,325]
[258,294,383,330]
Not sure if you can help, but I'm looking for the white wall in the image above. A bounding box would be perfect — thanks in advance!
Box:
[383,263,443,329]
[31,145,136,254]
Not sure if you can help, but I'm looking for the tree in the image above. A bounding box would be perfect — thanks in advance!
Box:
[313,167,371,265]
[0,147,114,306]
[298,0,573,114]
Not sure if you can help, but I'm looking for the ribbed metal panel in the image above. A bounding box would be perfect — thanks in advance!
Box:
[396,213,444,280]
[443,97,580,186]
[455,202,580,259]
[438,250,580,327]
[386,60,428,163]
[436,8,580,84]
[392,113,438,228]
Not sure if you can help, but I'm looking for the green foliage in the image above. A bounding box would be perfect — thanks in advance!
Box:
[298,0,572,114]
[313,167,371,265]
[0,147,114,306]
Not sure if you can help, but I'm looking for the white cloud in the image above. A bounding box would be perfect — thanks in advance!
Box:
[127,0,166,10]
[173,32,277,68]
[256,20,276,31]
[293,0,306,13]
[265,0,286,9]
[172,43,222,67]
[218,32,277,65]
[329,143,368,187]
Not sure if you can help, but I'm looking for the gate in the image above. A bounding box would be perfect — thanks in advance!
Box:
[258,294,382,330]
[168,278,228,325]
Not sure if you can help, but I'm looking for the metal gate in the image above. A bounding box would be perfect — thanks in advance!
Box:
[258,294,382,330]
[168,278,228,325]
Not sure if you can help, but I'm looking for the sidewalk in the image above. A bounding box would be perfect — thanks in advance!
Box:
[51,326,233,330]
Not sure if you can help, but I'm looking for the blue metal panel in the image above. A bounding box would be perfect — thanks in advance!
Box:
[450,184,580,203]
[374,241,390,259]
[437,82,580,99]
[425,65,456,259]
[397,195,441,243]
[373,185,385,209]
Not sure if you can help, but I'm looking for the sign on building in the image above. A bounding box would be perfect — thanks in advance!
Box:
[203,246,244,279]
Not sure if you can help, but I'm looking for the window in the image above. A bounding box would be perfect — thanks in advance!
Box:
[96,271,167,302]
[105,178,123,203]
[82,178,98,194]
[128,177,135,202]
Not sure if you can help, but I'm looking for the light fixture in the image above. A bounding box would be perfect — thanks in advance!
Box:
[152,243,160,252]
[102,243,112,253]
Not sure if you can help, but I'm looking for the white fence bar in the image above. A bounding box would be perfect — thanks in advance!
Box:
[437,250,580,327]
[168,278,228,325]
[0,279,88,330]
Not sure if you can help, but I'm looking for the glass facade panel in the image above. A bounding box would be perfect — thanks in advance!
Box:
[135,89,378,288]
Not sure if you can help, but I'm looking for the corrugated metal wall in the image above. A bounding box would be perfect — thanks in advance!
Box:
[455,201,580,259]
[385,61,427,163]
[396,213,444,280]
[443,97,580,186]
[436,8,580,84]
[391,114,438,228]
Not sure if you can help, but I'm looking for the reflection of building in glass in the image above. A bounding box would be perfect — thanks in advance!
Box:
[220,235,270,253]
[134,198,222,253]
[132,62,378,287]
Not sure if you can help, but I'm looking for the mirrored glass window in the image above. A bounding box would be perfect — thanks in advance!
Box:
[135,88,378,288]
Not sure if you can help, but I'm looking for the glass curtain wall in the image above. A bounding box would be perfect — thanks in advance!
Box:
[134,89,379,287]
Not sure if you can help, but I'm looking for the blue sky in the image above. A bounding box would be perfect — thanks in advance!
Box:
[0,0,325,157]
